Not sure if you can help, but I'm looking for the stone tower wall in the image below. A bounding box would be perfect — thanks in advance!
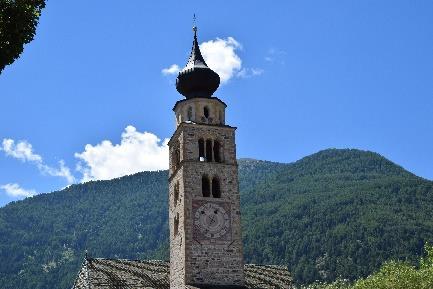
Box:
[182,161,244,285]
[169,100,245,288]
[169,167,186,288]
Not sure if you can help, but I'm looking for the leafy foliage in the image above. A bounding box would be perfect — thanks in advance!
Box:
[0,149,432,288]
[300,244,433,289]
[0,0,46,73]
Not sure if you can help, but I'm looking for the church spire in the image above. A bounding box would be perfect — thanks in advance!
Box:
[176,25,220,98]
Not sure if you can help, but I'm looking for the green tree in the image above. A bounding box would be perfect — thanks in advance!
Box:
[353,244,433,289]
[0,0,46,73]
[301,244,433,289]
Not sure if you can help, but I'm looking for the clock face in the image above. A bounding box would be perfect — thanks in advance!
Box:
[194,202,230,239]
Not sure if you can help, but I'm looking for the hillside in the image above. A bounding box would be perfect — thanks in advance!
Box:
[240,149,433,283]
[0,149,433,288]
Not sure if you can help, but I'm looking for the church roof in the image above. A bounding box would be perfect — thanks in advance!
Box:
[175,26,221,99]
[72,258,293,289]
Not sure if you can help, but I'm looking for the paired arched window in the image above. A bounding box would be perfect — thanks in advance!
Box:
[212,178,221,198]
[213,141,221,162]
[202,175,221,198]
[202,175,210,197]
[198,139,205,161]
[206,139,213,162]
[198,138,222,162]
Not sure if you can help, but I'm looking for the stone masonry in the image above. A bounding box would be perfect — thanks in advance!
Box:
[168,97,245,288]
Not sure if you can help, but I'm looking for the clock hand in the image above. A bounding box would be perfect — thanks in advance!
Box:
[209,215,216,224]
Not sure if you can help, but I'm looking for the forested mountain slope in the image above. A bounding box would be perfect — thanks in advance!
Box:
[0,149,432,288]
[240,149,433,283]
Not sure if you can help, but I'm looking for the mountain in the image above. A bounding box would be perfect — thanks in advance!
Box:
[1,149,433,288]
[240,149,433,283]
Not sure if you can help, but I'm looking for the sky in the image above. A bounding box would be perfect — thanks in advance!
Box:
[1,0,432,206]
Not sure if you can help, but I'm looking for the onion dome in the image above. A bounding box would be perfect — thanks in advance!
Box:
[176,26,220,98]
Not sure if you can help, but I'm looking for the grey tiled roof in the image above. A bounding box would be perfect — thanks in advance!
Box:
[72,258,293,289]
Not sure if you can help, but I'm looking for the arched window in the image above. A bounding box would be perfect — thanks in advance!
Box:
[174,182,179,205]
[206,139,212,162]
[174,213,179,236]
[187,106,193,121]
[173,144,180,170]
[202,175,210,197]
[213,140,221,163]
[198,139,205,161]
[219,109,223,124]
[204,106,210,118]
[212,177,221,198]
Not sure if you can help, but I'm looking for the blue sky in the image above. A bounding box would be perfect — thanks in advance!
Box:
[1,0,432,206]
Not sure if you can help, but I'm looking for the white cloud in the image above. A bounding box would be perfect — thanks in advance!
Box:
[0,183,35,198]
[162,37,262,84]
[200,37,242,83]
[2,139,42,162]
[265,48,287,64]
[75,125,169,182]
[1,138,75,184]
[162,64,180,75]
[38,160,75,184]
[237,68,264,78]
[2,127,168,189]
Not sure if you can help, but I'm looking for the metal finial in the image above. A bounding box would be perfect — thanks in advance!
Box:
[193,14,197,35]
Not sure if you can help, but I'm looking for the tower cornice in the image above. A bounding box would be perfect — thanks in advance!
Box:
[172,96,227,112]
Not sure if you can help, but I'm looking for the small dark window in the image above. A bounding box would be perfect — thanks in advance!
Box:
[206,139,213,162]
[202,175,210,197]
[173,146,180,169]
[213,140,221,162]
[174,213,179,235]
[187,106,193,121]
[198,139,205,160]
[204,106,209,118]
[174,182,179,205]
[212,178,221,198]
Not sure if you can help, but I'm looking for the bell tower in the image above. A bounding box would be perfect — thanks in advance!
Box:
[168,26,246,289]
